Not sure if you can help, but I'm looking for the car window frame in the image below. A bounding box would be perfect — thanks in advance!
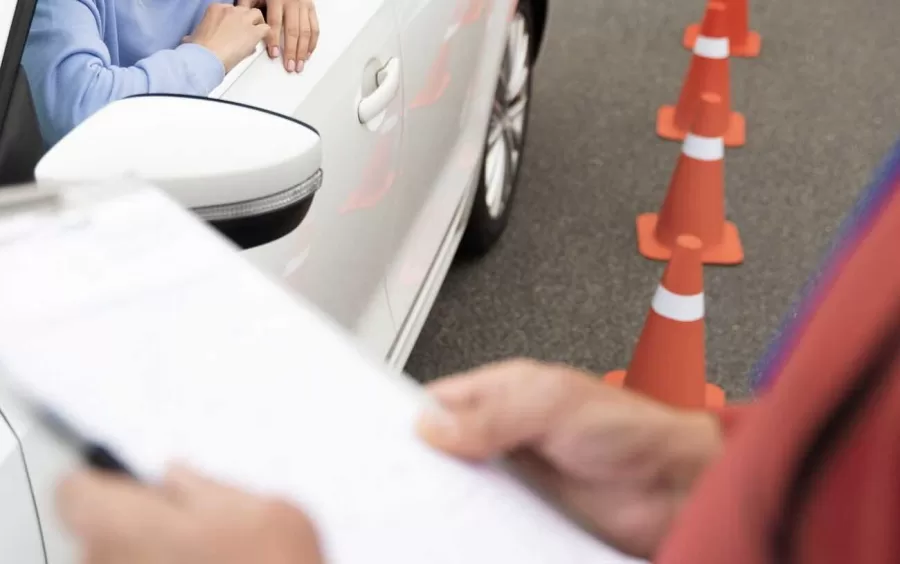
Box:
[0,0,36,142]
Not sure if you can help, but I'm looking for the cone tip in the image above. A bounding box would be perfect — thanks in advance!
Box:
[692,92,728,138]
[700,92,722,106]
[663,235,704,295]
[675,234,703,251]
[701,1,729,39]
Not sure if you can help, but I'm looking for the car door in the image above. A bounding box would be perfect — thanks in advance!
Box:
[213,0,406,360]
[383,0,494,330]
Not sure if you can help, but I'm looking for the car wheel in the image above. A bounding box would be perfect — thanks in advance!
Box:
[460,0,534,257]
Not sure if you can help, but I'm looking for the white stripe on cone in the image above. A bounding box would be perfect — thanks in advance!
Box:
[693,35,729,59]
[651,285,705,322]
[682,133,725,161]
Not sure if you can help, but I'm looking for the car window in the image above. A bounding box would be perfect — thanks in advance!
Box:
[22,0,235,148]
[0,0,42,188]
[0,0,270,180]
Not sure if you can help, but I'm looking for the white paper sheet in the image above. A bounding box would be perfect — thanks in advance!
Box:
[0,181,642,564]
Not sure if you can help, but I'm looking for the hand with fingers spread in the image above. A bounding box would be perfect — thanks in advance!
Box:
[238,0,320,73]
[417,359,723,559]
[184,4,271,73]
[57,466,323,564]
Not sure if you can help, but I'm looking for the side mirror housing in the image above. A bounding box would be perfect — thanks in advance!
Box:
[34,95,323,249]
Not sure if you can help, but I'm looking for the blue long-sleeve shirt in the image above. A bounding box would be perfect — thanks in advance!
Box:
[22,0,232,146]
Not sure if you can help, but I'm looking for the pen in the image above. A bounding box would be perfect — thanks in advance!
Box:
[39,407,135,478]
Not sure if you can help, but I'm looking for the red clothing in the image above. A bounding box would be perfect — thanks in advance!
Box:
[656,186,900,564]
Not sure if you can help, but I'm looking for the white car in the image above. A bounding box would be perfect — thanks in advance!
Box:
[0,0,547,561]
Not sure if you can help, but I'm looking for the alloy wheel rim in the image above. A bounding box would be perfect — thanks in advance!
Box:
[484,12,531,220]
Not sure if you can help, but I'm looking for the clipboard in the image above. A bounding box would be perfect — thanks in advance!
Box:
[0,179,642,564]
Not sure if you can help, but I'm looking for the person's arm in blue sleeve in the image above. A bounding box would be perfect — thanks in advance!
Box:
[22,0,226,145]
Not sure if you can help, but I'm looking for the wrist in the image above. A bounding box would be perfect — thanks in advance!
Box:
[188,39,230,72]
[175,43,226,93]
[662,412,723,491]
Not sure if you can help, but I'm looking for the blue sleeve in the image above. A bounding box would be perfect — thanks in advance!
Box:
[21,0,226,145]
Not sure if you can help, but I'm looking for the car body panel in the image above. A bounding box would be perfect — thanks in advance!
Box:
[212,0,518,367]
[385,0,516,345]
[215,0,406,361]
[0,393,81,564]
[385,153,481,366]
[0,412,44,564]
[382,0,486,330]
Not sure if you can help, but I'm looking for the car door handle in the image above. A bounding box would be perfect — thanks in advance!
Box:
[358,58,401,124]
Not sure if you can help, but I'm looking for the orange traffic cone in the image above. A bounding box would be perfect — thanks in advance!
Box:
[639,92,743,265]
[684,0,761,58]
[657,1,745,148]
[605,235,725,409]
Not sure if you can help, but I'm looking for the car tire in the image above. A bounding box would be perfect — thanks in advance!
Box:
[459,0,535,257]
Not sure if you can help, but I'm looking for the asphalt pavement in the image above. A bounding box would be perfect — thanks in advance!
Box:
[406,0,900,399]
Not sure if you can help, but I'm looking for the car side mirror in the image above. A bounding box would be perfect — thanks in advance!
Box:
[33,94,323,249]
